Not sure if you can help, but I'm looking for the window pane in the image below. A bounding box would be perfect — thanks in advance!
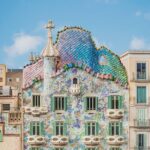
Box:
[137,87,146,103]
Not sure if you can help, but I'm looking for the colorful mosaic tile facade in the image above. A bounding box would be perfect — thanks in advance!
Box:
[23,26,129,150]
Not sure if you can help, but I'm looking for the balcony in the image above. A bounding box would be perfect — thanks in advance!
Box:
[134,119,150,128]
[9,111,21,124]
[130,72,150,83]
[107,135,125,146]
[24,106,48,116]
[130,97,150,106]
[83,136,100,146]
[107,109,124,119]
[133,147,150,150]
[51,135,68,146]
[70,84,80,96]
[0,86,12,96]
[27,135,46,145]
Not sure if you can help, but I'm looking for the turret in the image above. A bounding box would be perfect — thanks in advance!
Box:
[42,21,59,94]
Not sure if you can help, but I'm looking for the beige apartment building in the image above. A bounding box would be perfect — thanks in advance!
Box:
[0,65,22,150]
[121,51,150,150]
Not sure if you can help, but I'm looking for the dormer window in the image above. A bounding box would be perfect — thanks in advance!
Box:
[73,78,78,84]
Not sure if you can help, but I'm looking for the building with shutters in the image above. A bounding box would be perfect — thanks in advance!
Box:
[121,51,150,150]
[0,65,22,150]
[22,21,129,150]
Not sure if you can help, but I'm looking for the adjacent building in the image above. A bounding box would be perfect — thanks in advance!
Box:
[0,65,22,150]
[121,51,150,150]
[22,21,129,150]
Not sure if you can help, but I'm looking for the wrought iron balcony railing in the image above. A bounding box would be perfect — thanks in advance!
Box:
[134,119,150,128]
[133,146,150,150]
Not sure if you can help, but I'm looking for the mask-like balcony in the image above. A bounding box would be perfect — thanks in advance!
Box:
[107,135,125,146]
[24,106,48,116]
[83,136,100,146]
[107,109,124,119]
[70,84,80,96]
[51,135,69,146]
[27,135,46,145]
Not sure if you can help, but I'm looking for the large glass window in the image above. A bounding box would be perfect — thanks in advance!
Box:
[2,104,10,111]
[85,97,98,111]
[51,97,67,111]
[109,122,122,136]
[32,95,40,107]
[137,134,147,149]
[137,86,146,103]
[85,122,99,136]
[137,63,146,79]
[30,122,44,136]
[53,122,67,136]
[108,96,123,109]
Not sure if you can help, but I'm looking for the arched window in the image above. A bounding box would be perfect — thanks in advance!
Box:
[73,78,78,84]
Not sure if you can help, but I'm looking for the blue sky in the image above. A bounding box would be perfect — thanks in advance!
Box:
[0,0,150,68]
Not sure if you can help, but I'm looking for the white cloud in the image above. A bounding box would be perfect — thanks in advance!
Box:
[4,33,43,56]
[130,37,150,50]
[135,11,150,21]
[135,11,142,17]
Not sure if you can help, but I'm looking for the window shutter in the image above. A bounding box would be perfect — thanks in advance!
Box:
[108,96,112,109]
[108,123,112,135]
[119,96,123,109]
[84,97,87,111]
[142,87,146,103]
[51,97,55,112]
[64,97,67,111]
[30,122,33,135]
[85,123,87,136]
[63,123,67,136]
[144,134,147,147]
[40,122,45,136]
[119,122,123,135]
[0,129,2,142]
[53,122,56,135]
[96,122,99,135]
[96,97,98,111]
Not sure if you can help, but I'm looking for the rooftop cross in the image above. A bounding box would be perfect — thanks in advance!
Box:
[45,21,54,38]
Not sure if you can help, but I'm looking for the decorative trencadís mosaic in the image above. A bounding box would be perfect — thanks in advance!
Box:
[23,24,129,150]
[23,27,128,89]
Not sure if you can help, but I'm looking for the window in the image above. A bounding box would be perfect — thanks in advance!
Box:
[53,122,67,136]
[73,78,78,84]
[51,97,67,111]
[137,63,146,79]
[0,86,2,95]
[32,95,40,107]
[136,134,147,149]
[31,148,40,150]
[30,122,44,136]
[0,78,3,82]
[110,148,121,150]
[137,109,147,126]
[137,86,146,104]
[55,148,64,150]
[85,97,98,111]
[85,122,99,136]
[2,104,10,111]
[109,122,122,136]
[86,148,98,150]
[0,128,3,142]
[7,78,12,82]
[108,95,123,109]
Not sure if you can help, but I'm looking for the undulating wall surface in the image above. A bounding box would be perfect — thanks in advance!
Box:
[23,68,128,150]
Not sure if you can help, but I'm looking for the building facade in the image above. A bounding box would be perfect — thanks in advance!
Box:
[121,51,150,150]
[0,65,22,150]
[22,21,129,150]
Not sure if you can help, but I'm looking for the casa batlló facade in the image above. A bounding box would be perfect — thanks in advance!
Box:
[22,21,129,150]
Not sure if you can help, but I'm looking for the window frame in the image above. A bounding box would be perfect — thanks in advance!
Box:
[136,62,147,80]
[32,94,41,107]
[85,122,99,136]
[2,104,10,111]
[84,96,98,112]
[136,86,147,104]
[109,122,123,136]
